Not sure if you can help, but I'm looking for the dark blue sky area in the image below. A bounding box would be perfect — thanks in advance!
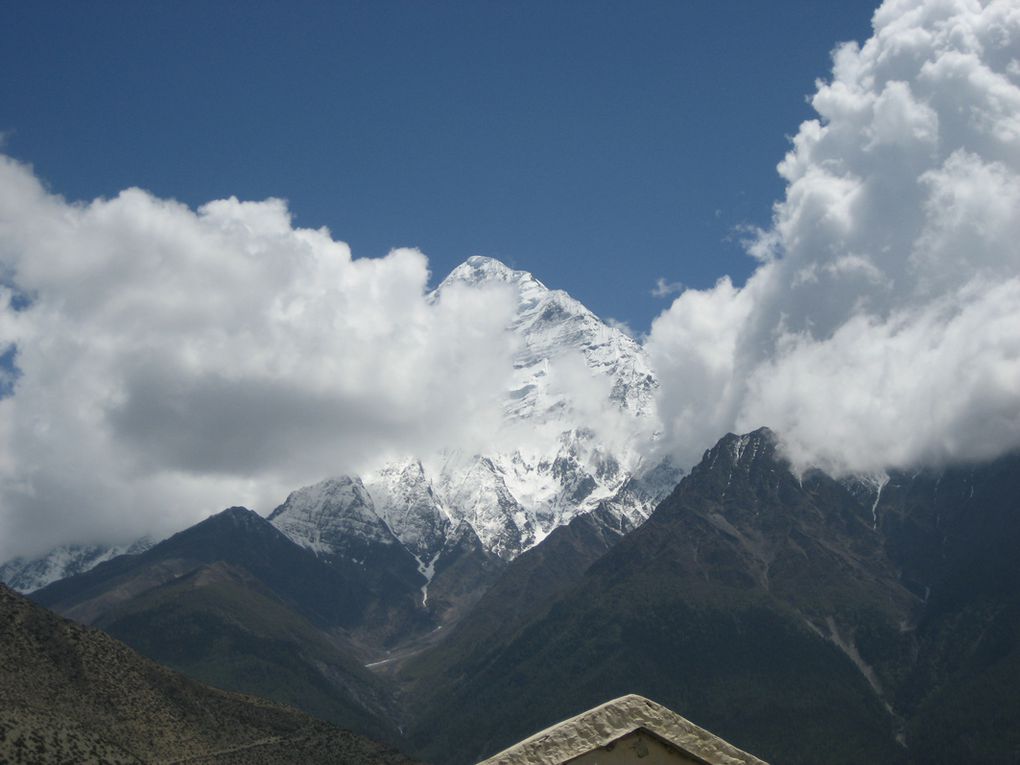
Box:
[1,1,876,331]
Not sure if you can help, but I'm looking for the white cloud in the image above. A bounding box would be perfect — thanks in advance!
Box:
[605,317,637,338]
[648,0,1020,475]
[651,277,685,298]
[0,158,517,559]
[741,278,1020,475]
[646,275,757,464]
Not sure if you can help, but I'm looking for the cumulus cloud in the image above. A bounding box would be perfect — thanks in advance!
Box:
[0,159,517,559]
[648,0,1020,475]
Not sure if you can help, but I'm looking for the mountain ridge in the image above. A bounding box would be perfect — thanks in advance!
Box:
[23,426,1020,764]
[399,427,1020,765]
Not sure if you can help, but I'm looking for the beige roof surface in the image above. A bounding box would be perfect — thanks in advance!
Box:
[476,694,769,765]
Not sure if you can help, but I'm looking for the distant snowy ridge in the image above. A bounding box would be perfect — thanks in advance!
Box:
[0,537,152,593]
[270,257,681,568]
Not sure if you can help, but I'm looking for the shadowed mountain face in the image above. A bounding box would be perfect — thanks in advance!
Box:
[875,457,1020,763]
[0,583,417,765]
[30,507,411,742]
[399,503,633,689]
[400,429,1020,765]
[34,507,390,629]
[33,505,435,647]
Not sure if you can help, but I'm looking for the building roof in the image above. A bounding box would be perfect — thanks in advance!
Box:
[476,694,769,765]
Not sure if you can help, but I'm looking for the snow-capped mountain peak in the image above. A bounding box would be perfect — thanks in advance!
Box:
[439,255,544,291]
[439,256,656,423]
[363,458,451,563]
[268,476,398,561]
[269,257,678,567]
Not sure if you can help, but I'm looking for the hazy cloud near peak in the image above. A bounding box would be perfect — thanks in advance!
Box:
[647,0,1020,475]
[0,158,517,559]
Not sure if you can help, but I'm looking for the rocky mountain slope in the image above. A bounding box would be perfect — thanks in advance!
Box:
[398,502,634,688]
[0,583,416,765]
[399,428,1020,765]
[268,474,506,641]
[31,507,408,741]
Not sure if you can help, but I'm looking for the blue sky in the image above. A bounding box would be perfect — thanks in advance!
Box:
[2,1,875,332]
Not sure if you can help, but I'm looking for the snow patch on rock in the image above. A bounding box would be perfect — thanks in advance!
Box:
[0,537,152,593]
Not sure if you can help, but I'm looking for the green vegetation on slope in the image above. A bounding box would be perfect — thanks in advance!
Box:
[0,583,417,765]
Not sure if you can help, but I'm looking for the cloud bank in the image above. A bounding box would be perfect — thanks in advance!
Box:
[2,0,1018,559]
[648,0,1020,476]
[0,161,516,558]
